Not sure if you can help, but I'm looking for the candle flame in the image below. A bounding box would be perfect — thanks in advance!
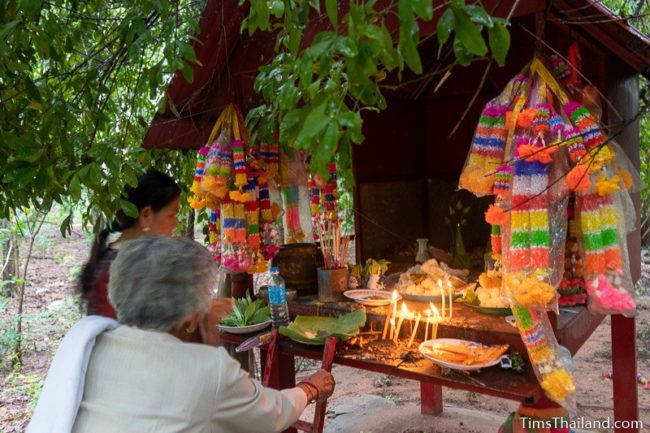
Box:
[437,278,442,288]
[447,280,453,290]
[390,317,395,325]
[429,302,440,317]
[425,309,431,317]
[401,303,409,315]
[391,290,398,300]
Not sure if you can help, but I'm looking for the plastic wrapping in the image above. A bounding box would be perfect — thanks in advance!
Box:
[561,101,637,315]
[576,189,636,316]
[511,304,576,412]
[200,130,232,201]
[280,152,314,243]
[500,82,568,312]
[220,202,250,272]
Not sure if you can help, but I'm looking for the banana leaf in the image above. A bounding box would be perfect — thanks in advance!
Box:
[279,309,367,345]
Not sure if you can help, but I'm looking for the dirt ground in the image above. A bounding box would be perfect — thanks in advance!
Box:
[1,223,649,432]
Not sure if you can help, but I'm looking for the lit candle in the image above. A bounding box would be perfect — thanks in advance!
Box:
[430,302,440,340]
[394,303,408,343]
[382,304,392,340]
[447,279,454,320]
[424,309,431,342]
[408,313,422,347]
[437,279,446,318]
[381,290,397,340]
[390,317,396,341]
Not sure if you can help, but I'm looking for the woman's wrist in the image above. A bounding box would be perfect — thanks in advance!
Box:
[297,381,319,403]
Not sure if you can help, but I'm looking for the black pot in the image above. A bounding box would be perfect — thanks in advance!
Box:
[271,243,324,296]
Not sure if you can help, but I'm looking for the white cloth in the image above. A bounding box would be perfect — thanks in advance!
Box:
[27,315,120,433]
[48,324,306,433]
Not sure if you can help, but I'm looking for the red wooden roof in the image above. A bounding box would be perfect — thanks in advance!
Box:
[142,0,650,150]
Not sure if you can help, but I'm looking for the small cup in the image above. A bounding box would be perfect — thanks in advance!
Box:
[317,267,349,302]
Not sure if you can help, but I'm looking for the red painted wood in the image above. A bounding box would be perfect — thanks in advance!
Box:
[607,59,641,432]
[611,316,639,433]
[310,337,337,433]
[263,328,280,387]
[222,328,542,403]
[420,382,443,415]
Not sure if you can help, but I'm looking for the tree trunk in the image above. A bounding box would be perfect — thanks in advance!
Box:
[1,220,16,296]
[183,208,195,239]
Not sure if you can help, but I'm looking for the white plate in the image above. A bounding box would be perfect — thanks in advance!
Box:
[419,338,506,371]
[219,320,272,334]
[343,289,401,307]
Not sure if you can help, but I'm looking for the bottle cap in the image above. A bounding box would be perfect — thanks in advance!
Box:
[270,266,279,273]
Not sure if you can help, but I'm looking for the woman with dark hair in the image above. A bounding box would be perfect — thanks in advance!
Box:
[78,169,181,318]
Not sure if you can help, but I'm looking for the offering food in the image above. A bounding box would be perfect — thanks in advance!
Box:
[396,259,467,297]
[421,340,509,366]
[220,292,270,327]
[475,271,508,308]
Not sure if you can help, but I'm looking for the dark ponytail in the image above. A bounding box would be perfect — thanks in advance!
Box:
[78,170,181,298]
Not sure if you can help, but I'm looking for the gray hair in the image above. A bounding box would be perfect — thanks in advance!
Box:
[108,236,216,331]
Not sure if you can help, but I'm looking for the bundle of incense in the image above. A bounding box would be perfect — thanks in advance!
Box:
[318,216,351,269]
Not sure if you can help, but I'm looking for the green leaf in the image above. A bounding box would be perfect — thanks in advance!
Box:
[400,37,422,74]
[398,0,422,74]
[269,0,285,18]
[412,0,433,20]
[453,37,473,66]
[488,21,511,67]
[120,199,139,218]
[180,61,194,83]
[325,0,338,29]
[0,19,21,40]
[452,7,488,56]
[295,100,328,148]
[436,8,455,57]
[322,121,340,155]
[334,36,358,57]
[19,0,41,21]
[69,175,81,202]
[465,4,494,28]
[178,41,197,63]
[60,213,73,238]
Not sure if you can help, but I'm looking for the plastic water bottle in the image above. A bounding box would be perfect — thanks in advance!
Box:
[268,267,290,327]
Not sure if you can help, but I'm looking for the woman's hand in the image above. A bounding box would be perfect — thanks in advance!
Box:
[198,298,233,346]
[303,369,335,402]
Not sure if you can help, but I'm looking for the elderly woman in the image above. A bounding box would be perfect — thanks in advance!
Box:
[28,237,334,433]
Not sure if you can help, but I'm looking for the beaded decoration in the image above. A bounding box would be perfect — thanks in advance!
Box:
[512,305,575,404]
[563,101,605,149]
[493,165,512,197]
[324,162,339,216]
[208,208,221,264]
[221,202,250,271]
[232,139,247,188]
[459,101,509,196]
[550,54,571,85]
[308,175,322,240]
[282,185,305,243]
[509,153,551,273]
[577,192,635,313]
[188,145,209,209]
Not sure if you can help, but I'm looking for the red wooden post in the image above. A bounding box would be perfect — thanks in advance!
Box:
[312,337,337,433]
[262,328,280,388]
[611,315,639,433]
[607,59,641,432]
[420,382,443,415]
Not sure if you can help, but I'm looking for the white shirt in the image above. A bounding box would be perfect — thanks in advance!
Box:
[71,326,307,433]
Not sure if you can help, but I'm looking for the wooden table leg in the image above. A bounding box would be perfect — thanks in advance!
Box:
[311,337,337,433]
[420,382,443,415]
[611,315,639,433]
